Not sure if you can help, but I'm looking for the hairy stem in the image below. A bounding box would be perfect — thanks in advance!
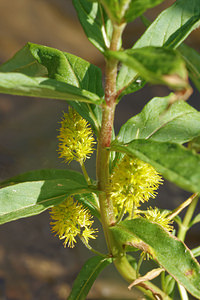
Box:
[96,23,125,253]
[96,22,171,300]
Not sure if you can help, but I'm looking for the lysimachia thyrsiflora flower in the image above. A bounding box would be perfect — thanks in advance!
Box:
[58,106,95,163]
[50,196,97,248]
[144,207,173,232]
[108,155,163,217]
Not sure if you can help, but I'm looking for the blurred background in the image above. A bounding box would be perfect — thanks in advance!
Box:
[0,0,200,299]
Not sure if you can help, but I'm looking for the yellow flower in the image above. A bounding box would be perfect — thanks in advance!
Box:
[144,207,173,232]
[49,196,97,248]
[58,107,95,163]
[108,155,162,217]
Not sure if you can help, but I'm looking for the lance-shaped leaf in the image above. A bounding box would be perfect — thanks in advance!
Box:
[68,255,112,300]
[109,47,189,90]
[110,218,200,299]
[178,43,200,93]
[111,139,200,193]
[0,169,87,187]
[73,0,113,52]
[100,0,165,24]
[0,43,104,133]
[0,73,101,103]
[117,94,200,144]
[0,169,99,219]
[0,43,104,96]
[117,0,200,95]
[0,178,94,225]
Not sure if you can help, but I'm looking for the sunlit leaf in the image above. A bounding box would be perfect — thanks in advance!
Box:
[73,0,113,52]
[117,0,200,95]
[0,178,94,225]
[112,139,200,193]
[117,94,200,144]
[109,47,189,89]
[110,218,200,298]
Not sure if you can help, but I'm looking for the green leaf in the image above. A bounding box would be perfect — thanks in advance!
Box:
[0,43,104,132]
[0,43,104,97]
[111,139,200,193]
[117,94,200,144]
[117,0,200,95]
[0,72,101,103]
[110,218,200,299]
[73,0,113,53]
[0,169,100,219]
[0,178,93,225]
[67,255,112,300]
[178,43,200,92]
[109,47,189,89]
[0,169,87,187]
[100,0,165,24]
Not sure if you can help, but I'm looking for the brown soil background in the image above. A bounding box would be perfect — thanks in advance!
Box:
[0,1,199,299]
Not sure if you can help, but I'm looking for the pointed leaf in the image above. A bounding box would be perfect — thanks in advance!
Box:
[73,0,113,52]
[0,178,93,225]
[100,0,165,24]
[117,0,200,95]
[178,43,200,92]
[0,169,100,220]
[0,43,104,132]
[110,218,200,299]
[117,94,200,144]
[109,47,189,89]
[0,72,101,103]
[0,169,87,187]
[111,139,200,193]
[67,255,112,300]
[0,43,104,97]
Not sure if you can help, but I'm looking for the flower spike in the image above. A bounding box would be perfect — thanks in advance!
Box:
[108,155,163,217]
[58,107,95,164]
[144,207,174,233]
[50,196,97,248]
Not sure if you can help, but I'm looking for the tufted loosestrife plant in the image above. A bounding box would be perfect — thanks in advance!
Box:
[1,0,200,299]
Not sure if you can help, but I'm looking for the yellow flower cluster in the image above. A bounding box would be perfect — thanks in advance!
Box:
[144,207,173,232]
[58,107,95,163]
[108,155,162,217]
[50,196,97,248]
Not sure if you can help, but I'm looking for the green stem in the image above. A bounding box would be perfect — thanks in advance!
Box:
[96,19,171,300]
[96,23,125,253]
[136,252,144,278]
[80,160,91,185]
[78,234,107,258]
[177,193,199,242]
